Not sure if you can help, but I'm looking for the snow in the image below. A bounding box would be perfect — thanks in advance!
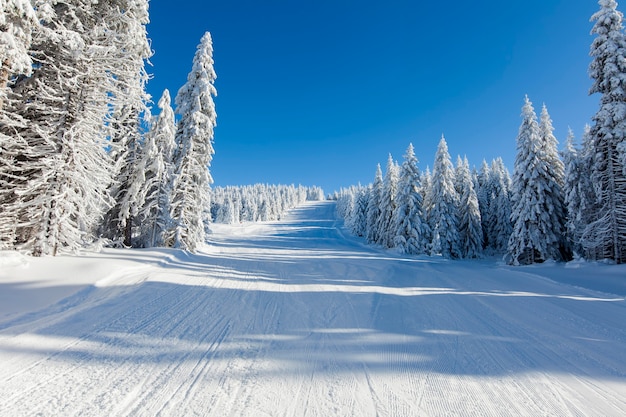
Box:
[1,201,625,416]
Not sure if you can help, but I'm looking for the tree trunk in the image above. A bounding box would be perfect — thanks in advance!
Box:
[124,215,132,247]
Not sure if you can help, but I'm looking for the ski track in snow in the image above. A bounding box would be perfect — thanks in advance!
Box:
[0,201,625,416]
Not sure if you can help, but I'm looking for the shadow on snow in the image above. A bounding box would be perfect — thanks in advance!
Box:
[0,201,625,380]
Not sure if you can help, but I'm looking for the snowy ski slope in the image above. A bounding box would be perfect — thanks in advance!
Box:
[0,201,625,416]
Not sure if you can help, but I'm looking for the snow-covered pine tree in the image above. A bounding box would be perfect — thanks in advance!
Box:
[508,96,567,265]
[421,166,432,219]
[561,128,587,256]
[166,32,218,251]
[578,125,598,246]
[378,154,399,248]
[336,186,356,229]
[0,1,42,250]
[0,1,115,255]
[454,155,465,197]
[428,136,461,258]
[457,156,482,258]
[352,186,370,238]
[216,197,237,224]
[582,0,626,263]
[476,160,492,249]
[344,185,367,236]
[487,158,513,252]
[99,0,152,246]
[539,104,570,259]
[392,143,429,254]
[366,164,383,244]
[0,0,37,108]
[137,89,177,247]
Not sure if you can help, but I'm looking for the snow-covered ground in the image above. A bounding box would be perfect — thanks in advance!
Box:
[1,201,625,416]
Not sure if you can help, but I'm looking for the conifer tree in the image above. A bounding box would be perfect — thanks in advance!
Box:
[583,0,626,263]
[0,0,37,108]
[166,32,218,251]
[488,158,513,252]
[476,160,492,249]
[539,104,570,259]
[0,1,116,255]
[508,96,567,265]
[99,0,152,246]
[378,154,399,248]
[366,164,383,244]
[353,186,370,238]
[454,155,465,197]
[393,143,429,254]
[561,129,588,256]
[429,136,461,258]
[457,157,482,258]
[421,167,432,215]
[138,89,177,247]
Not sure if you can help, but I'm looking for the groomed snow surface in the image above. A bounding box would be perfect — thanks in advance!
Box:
[1,201,625,416]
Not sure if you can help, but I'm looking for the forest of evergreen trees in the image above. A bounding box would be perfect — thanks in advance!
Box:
[336,0,626,265]
[1,1,626,265]
[0,1,322,255]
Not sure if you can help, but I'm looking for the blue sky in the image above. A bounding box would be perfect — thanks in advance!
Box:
[147,0,600,193]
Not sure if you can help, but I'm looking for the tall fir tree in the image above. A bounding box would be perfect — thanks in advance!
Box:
[539,104,570,259]
[583,0,626,263]
[392,143,429,254]
[561,128,588,256]
[166,32,218,251]
[366,164,383,244]
[476,160,492,249]
[487,158,513,252]
[508,96,568,265]
[378,154,399,248]
[428,136,461,258]
[138,89,177,247]
[0,0,116,255]
[457,157,483,258]
[99,0,152,246]
[352,187,370,238]
[0,0,37,108]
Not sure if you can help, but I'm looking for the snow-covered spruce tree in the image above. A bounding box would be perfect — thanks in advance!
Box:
[507,96,568,265]
[457,157,482,258]
[487,158,513,253]
[476,160,492,249]
[428,136,461,258]
[578,125,599,247]
[345,185,368,235]
[378,154,399,248]
[352,186,370,237]
[366,164,383,244]
[454,155,465,197]
[561,128,589,256]
[216,197,237,224]
[166,32,217,251]
[0,0,37,109]
[98,0,152,246]
[335,185,371,237]
[392,143,429,254]
[582,0,626,263]
[421,166,432,219]
[137,89,177,248]
[0,0,36,249]
[335,186,356,228]
[539,104,570,258]
[0,1,117,256]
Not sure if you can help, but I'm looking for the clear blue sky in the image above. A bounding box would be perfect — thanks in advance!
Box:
[147,0,600,194]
